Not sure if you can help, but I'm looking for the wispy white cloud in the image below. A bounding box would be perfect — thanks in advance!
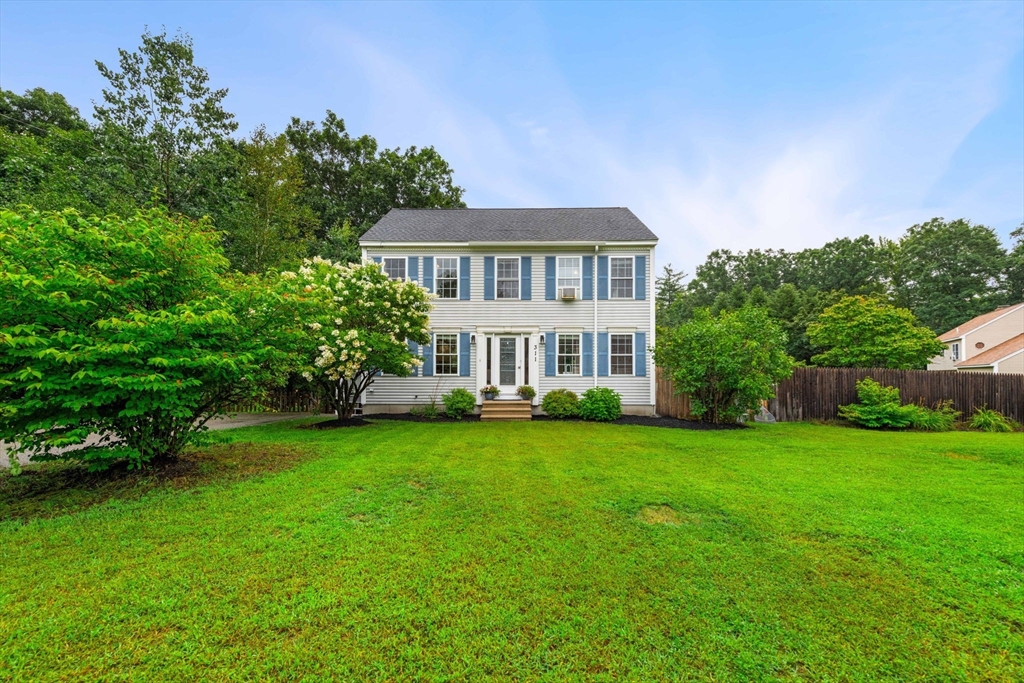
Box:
[308,3,1022,276]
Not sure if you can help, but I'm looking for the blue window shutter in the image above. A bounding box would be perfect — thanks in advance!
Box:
[423,257,434,293]
[582,332,593,376]
[582,256,593,300]
[459,332,471,377]
[634,255,646,300]
[372,256,382,264]
[598,332,609,377]
[408,256,419,283]
[545,256,556,300]
[635,332,646,377]
[408,341,419,376]
[545,333,556,376]
[484,257,495,300]
[460,256,471,300]
[597,256,609,300]
[521,256,532,300]
[422,335,434,377]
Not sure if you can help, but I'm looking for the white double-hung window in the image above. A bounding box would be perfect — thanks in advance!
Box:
[610,334,634,375]
[950,342,960,361]
[610,257,633,299]
[497,258,519,299]
[435,334,459,375]
[558,257,581,297]
[436,257,458,299]
[557,334,581,375]
[383,257,406,281]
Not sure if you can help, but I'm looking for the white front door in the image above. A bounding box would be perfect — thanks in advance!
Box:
[496,335,522,398]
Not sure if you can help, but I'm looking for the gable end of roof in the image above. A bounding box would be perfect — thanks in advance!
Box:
[938,302,1024,342]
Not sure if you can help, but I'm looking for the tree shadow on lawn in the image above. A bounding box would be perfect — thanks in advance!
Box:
[0,442,309,523]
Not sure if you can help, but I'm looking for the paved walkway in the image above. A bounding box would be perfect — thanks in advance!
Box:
[0,413,318,469]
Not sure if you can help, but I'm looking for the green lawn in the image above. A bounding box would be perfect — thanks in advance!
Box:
[2,421,1021,681]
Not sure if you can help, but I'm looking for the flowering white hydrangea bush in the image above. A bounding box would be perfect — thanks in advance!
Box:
[284,257,432,419]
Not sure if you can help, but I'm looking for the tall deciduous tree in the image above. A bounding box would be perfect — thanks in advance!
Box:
[286,110,465,260]
[897,218,1006,333]
[654,306,794,423]
[94,28,238,215]
[0,208,303,470]
[0,88,90,135]
[807,296,945,369]
[1004,223,1024,305]
[793,235,883,294]
[222,126,316,273]
[0,88,132,216]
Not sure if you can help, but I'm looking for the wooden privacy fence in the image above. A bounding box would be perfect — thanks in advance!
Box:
[769,367,1024,423]
[656,366,1024,422]
[655,368,692,419]
[224,389,329,414]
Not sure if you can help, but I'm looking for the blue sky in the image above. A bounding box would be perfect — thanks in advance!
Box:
[2,1,1022,274]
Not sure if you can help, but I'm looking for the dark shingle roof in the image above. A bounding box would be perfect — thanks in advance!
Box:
[360,208,658,243]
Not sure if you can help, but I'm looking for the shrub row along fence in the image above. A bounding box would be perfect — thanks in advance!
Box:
[768,367,1024,423]
[224,389,331,414]
[656,366,1024,422]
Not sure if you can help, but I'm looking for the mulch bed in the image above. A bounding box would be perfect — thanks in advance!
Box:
[310,413,741,430]
[307,417,373,429]
[363,413,482,423]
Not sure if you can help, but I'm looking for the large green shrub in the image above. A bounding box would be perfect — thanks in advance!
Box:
[541,389,579,418]
[579,387,622,421]
[654,306,794,423]
[0,208,303,470]
[442,388,476,420]
[838,378,918,429]
[969,407,1015,433]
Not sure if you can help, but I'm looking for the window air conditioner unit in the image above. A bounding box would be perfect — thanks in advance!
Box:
[559,287,576,300]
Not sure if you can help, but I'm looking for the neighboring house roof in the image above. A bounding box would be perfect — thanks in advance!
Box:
[956,333,1024,367]
[360,208,659,243]
[939,302,1024,342]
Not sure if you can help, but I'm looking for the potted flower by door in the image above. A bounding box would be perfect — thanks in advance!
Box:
[481,385,500,400]
[516,385,536,401]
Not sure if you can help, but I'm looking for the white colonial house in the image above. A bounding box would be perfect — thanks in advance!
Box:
[359,207,658,415]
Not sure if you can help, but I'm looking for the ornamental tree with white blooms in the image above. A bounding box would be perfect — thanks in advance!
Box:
[284,257,432,419]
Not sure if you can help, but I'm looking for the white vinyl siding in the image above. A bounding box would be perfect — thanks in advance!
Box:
[610,257,633,299]
[436,257,458,299]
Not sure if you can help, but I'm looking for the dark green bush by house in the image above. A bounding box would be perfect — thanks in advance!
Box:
[541,389,579,418]
[442,388,476,420]
[579,387,623,421]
